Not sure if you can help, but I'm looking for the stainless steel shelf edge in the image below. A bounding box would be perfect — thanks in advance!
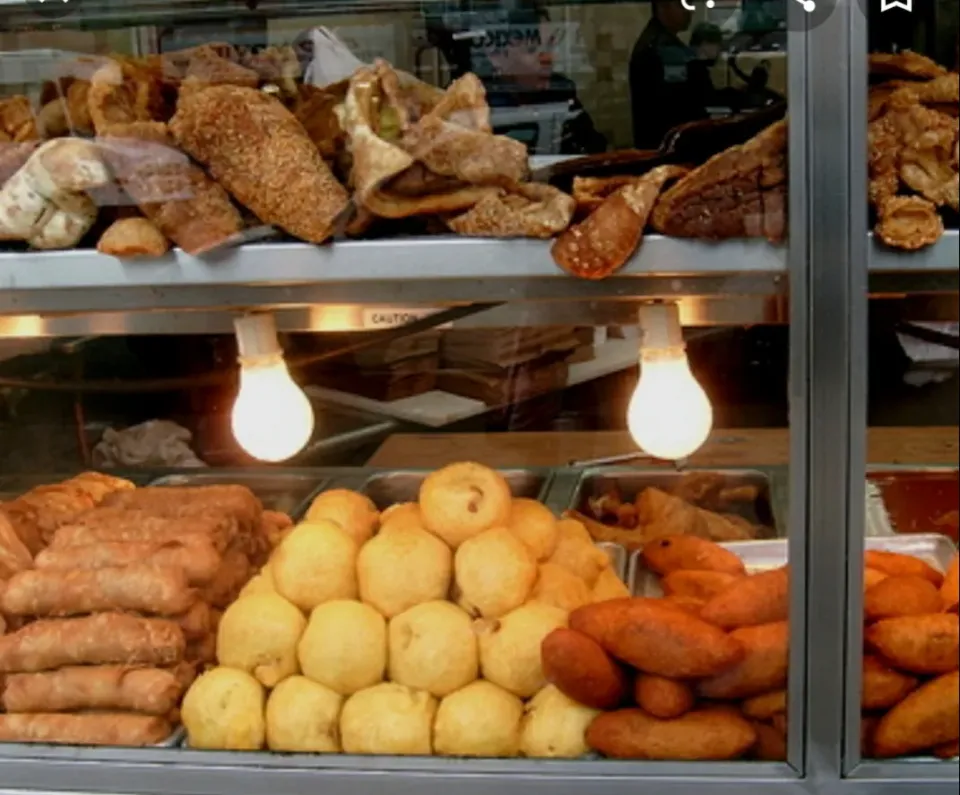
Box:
[849,761,960,781]
[0,238,787,314]
[0,754,804,795]
[869,231,960,272]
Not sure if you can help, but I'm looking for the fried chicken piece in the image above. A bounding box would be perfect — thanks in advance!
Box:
[898,73,960,106]
[0,96,39,142]
[445,182,574,239]
[35,100,70,138]
[99,121,243,254]
[293,83,347,159]
[869,115,902,206]
[171,86,349,243]
[423,72,490,132]
[900,127,960,210]
[875,195,944,250]
[552,165,688,280]
[88,62,158,134]
[868,82,912,122]
[241,45,301,95]
[185,50,259,90]
[869,95,958,208]
[869,51,948,81]
[652,120,787,242]
[97,217,171,257]
[34,81,94,138]
[401,112,528,187]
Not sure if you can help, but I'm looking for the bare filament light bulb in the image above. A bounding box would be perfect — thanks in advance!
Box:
[231,313,314,462]
[626,303,713,461]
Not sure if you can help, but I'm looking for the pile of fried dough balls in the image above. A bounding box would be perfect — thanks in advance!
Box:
[181,462,631,757]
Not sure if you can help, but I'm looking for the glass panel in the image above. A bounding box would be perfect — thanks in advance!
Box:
[858,0,959,769]
[0,0,799,785]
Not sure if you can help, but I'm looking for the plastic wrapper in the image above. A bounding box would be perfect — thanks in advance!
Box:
[0,613,184,673]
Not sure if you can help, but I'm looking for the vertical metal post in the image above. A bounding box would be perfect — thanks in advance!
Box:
[843,0,871,777]
[797,0,867,787]
[785,0,811,776]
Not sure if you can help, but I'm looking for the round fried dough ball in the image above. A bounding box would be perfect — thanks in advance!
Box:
[182,667,265,750]
[265,675,343,752]
[238,563,276,599]
[340,682,437,755]
[419,462,512,548]
[548,518,610,587]
[389,601,478,696]
[357,525,452,617]
[298,599,386,695]
[305,489,379,546]
[272,520,357,611]
[477,602,568,698]
[434,680,523,757]
[519,685,600,758]
[454,527,537,618]
[216,592,306,687]
[380,502,423,533]
[507,498,558,561]
[531,563,592,612]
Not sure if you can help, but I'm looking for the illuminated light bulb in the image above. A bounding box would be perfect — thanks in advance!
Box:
[626,303,713,461]
[231,313,314,462]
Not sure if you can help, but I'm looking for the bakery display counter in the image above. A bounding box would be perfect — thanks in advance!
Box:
[1,460,955,774]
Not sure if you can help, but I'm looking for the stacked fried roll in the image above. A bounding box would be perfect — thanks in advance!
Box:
[0,483,283,746]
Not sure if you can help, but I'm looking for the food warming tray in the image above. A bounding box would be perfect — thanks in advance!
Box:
[568,467,781,538]
[358,468,554,510]
[627,533,957,597]
[594,542,628,582]
[146,470,327,519]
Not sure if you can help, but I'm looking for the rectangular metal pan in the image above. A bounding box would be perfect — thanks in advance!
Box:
[157,727,186,748]
[595,541,628,583]
[358,469,553,511]
[568,467,780,539]
[865,466,958,541]
[627,533,957,597]
[146,470,326,520]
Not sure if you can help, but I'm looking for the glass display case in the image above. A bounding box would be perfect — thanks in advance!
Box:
[0,1,956,795]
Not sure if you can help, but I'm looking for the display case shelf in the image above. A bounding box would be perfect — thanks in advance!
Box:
[870,230,960,273]
[0,237,788,315]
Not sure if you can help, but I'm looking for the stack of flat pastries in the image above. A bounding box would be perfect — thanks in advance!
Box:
[0,481,291,746]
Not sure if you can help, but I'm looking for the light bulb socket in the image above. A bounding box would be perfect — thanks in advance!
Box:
[234,313,282,360]
[638,302,684,351]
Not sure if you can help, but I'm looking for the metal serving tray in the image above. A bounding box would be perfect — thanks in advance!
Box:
[595,541,628,583]
[568,467,780,538]
[157,727,186,748]
[358,468,553,511]
[146,470,327,520]
[627,533,957,598]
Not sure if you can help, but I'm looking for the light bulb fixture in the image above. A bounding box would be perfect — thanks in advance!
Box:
[231,313,315,463]
[626,302,714,462]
